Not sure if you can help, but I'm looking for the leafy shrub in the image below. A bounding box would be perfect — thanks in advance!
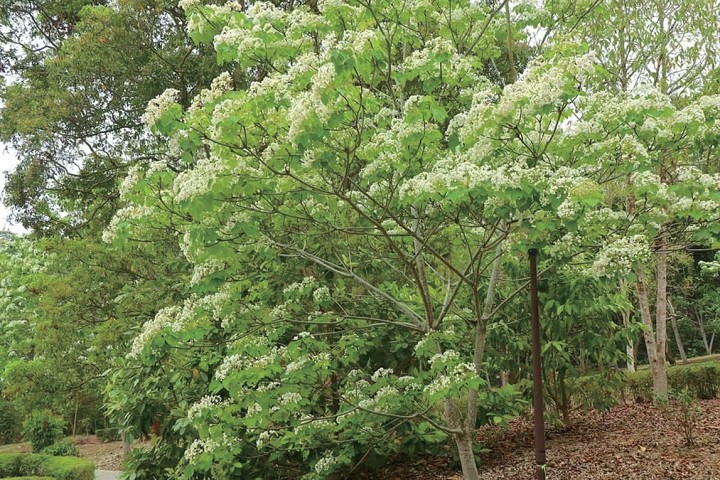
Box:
[22,411,66,453]
[40,440,78,457]
[0,401,22,445]
[577,362,720,410]
[95,427,121,443]
[629,363,720,402]
[573,370,627,411]
[121,440,187,480]
[0,453,93,480]
[661,388,703,446]
[42,455,94,480]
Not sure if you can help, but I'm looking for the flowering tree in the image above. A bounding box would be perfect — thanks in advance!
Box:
[108,1,591,478]
[107,1,720,479]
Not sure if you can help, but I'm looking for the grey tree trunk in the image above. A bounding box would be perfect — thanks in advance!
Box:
[667,298,687,363]
[636,266,668,401]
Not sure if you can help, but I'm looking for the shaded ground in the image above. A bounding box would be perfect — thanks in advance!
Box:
[381,398,720,479]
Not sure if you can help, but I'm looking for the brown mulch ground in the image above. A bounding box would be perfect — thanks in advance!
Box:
[380,398,720,479]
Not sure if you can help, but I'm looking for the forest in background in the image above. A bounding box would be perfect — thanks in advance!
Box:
[0,1,719,479]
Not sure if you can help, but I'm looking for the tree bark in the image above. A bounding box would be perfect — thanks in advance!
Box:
[500,370,510,387]
[454,432,480,480]
[667,297,687,363]
[636,266,668,401]
[622,309,636,373]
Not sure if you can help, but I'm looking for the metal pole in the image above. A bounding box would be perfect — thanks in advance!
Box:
[529,248,546,480]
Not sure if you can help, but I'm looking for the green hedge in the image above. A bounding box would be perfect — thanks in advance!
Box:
[0,453,94,480]
[573,361,720,410]
[628,362,720,402]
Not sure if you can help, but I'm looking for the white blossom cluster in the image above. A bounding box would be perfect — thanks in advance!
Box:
[118,164,143,201]
[496,54,596,120]
[400,154,544,202]
[283,276,317,295]
[314,451,338,474]
[187,395,229,420]
[214,26,264,61]
[141,88,179,129]
[424,362,477,397]
[130,306,182,357]
[247,2,287,22]
[285,357,308,373]
[173,156,226,202]
[178,0,200,9]
[188,72,234,112]
[183,433,235,461]
[342,29,379,54]
[190,259,227,286]
[102,205,154,243]
[312,285,331,304]
[293,416,333,436]
[255,429,278,449]
[591,235,651,277]
[370,368,393,382]
[429,349,461,367]
[215,344,286,381]
[278,392,303,406]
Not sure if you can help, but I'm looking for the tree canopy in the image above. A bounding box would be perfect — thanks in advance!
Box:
[0,1,719,479]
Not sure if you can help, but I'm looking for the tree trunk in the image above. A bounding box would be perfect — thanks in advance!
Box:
[636,266,668,401]
[667,298,687,363]
[655,247,669,376]
[454,433,480,480]
[696,309,712,355]
[620,283,636,372]
[121,431,132,454]
[710,333,715,355]
[500,370,510,387]
[559,373,571,429]
[626,342,636,373]
[72,399,79,438]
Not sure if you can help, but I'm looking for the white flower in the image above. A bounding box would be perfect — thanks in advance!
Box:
[187,395,227,420]
[189,72,234,111]
[118,164,143,200]
[247,403,263,416]
[315,452,338,474]
[592,235,651,277]
[173,156,226,202]
[102,205,154,243]
[142,88,179,129]
[278,392,302,406]
[286,358,307,373]
[190,259,226,286]
[129,306,181,357]
[370,368,393,382]
[256,429,278,449]
[312,286,331,303]
[178,0,200,9]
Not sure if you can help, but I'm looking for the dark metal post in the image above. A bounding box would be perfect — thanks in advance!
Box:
[529,248,546,480]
